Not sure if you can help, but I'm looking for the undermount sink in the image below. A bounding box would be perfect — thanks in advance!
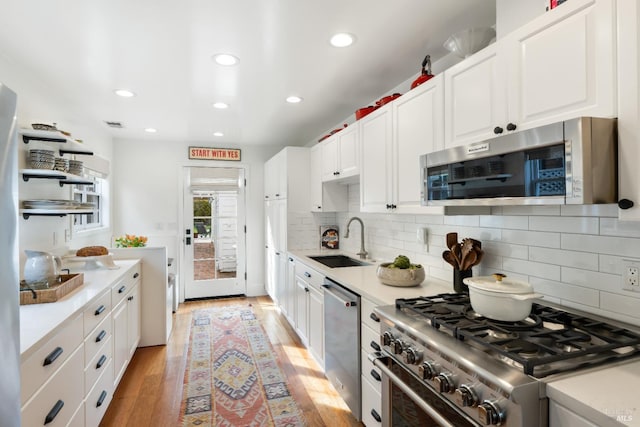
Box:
[308,255,371,268]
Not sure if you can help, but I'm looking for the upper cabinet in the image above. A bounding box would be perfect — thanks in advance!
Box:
[444,0,616,148]
[321,125,359,182]
[361,75,445,213]
[310,144,347,213]
[264,147,310,211]
[264,150,286,200]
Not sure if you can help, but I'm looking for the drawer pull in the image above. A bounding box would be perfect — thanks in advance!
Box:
[369,312,380,323]
[133,272,139,279]
[370,369,382,382]
[44,399,64,424]
[96,330,107,343]
[128,295,134,301]
[118,285,126,294]
[96,390,108,408]
[96,354,107,369]
[304,272,311,278]
[370,340,381,351]
[95,305,106,316]
[43,347,63,367]
[371,409,381,423]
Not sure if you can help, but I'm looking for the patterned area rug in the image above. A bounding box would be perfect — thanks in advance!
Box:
[180,305,306,426]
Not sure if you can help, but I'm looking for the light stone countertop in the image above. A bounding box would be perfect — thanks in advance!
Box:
[287,249,452,306]
[19,259,140,361]
[289,249,640,427]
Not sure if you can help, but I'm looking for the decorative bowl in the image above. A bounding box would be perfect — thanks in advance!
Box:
[443,27,496,58]
[376,263,425,287]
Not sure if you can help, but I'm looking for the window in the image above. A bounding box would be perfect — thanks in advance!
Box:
[72,172,109,232]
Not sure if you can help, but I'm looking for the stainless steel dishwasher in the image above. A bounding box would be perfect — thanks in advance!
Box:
[322,277,361,420]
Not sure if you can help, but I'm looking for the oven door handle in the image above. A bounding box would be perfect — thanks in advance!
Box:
[372,354,456,427]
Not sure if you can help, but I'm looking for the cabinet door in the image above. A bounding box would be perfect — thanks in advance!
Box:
[320,137,339,181]
[127,283,140,358]
[508,0,615,130]
[393,75,444,212]
[309,145,323,211]
[337,125,359,178]
[294,277,309,345]
[112,300,128,386]
[360,105,393,212]
[264,156,276,200]
[444,43,508,148]
[284,257,296,322]
[308,286,324,366]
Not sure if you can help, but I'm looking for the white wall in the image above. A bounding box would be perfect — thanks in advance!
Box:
[336,184,640,327]
[0,51,115,275]
[111,138,280,297]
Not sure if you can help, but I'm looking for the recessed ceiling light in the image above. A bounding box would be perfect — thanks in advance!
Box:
[144,128,157,133]
[330,33,355,48]
[213,132,224,137]
[212,102,229,109]
[286,96,303,104]
[114,89,136,97]
[212,53,239,66]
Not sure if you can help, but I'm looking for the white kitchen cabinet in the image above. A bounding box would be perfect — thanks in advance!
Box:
[264,150,284,200]
[361,76,446,213]
[307,285,324,366]
[283,255,296,323]
[549,401,600,427]
[361,297,383,426]
[113,281,140,387]
[444,0,616,149]
[321,125,359,182]
[265,199,286,302]
[310,144,348,212]
[291,258,325,367]
[294,276,309,345]
[264,147,309,210]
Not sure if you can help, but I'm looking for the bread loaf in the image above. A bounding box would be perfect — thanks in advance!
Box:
[76,246,108,257]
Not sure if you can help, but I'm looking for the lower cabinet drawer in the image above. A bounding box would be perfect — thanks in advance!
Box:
[84,290,112,338]
[85,359,114,427]
[85,336,113,393]
[361,322,382,354]
[361,349,382,393]
[68,403,85,427]
[21,345,84,427]
[84,313,112,366]
[21,313,83,405]
[361,374,383,426]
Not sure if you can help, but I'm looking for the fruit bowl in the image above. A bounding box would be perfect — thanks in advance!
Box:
[376,263,425,287]
[443,27,496,58]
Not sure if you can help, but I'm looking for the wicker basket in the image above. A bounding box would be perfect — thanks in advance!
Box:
[20,273,84,305]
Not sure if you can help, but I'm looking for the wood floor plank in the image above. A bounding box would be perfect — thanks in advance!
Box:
[101,296,363,426]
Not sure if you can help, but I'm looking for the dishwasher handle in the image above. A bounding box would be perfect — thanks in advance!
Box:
[322,284,358,308]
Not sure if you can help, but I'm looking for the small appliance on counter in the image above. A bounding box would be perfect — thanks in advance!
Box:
[320,226,339,249]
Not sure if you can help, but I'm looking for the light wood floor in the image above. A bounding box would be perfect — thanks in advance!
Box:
[101,296,364,426]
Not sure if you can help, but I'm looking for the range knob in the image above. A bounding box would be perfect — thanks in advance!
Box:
[382,331,395,347]
[402,347,422,365]
[433,373,454,394]
[418,361,439,380]
[478,400,505,426]
[392,339,405,355]
[455,384,479,407]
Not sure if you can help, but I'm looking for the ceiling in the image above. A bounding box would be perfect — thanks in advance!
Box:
[0,1,495,148]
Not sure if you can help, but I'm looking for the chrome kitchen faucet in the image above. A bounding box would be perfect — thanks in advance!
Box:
[344,216,368,260]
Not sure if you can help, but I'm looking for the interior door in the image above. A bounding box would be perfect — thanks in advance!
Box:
[182,166,246,299]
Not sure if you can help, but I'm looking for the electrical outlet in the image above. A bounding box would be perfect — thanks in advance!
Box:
[416,227,428,249]
[622,258,640,291]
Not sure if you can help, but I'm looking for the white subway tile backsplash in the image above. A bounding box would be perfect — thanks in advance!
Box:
[560,267,620,292]
[529,216,599,234]
[502,258,560,280]
[529,247,599,270]
[600,292,640,319]
[479,215,528,230]
[500,205,561,216]
[561,204,618,217]
[600,218,640,238]
[444,215,480,227]
[529,277,599,307]
[482,241,528,260]
[560,300,640,327]
[501,229,560,248]
[562,234,640,257]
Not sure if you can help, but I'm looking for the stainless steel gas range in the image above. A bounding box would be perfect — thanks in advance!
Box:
[370,293,640,427]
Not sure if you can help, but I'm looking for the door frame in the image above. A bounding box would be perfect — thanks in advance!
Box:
[178,162,248,301]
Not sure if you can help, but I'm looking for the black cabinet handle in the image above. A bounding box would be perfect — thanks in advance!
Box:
[43,347,63,367]
[369,312,380,323]
[118,285,126,294]
[371,409,382,423]
[304,272,311,278]
[370,340,381,351]
[317,206,322,210]
[95,330,106,343]
[96,390,107,408]
[265,195,269,199]
[506,122,517,131]
[619,199,634,210]
[275,193,280,197]
[128,295,134,301]
[133,272,139,279]
[494,126,504,134]
[288,257,294,262]
[95,305,105,316]
[391,204,397,209]
[305,287,310,293]
[370,369,382,382]
[96,354,107,369]
[335,171,340,175]
[44,400,64,424]
[386,204,391,209]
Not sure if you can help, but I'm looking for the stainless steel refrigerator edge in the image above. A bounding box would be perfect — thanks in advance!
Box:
[0,83,21,426]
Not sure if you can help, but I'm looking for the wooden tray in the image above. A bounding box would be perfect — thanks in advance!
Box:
[20,273,84,305]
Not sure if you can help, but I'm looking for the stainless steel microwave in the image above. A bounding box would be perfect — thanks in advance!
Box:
[421,117,617,206]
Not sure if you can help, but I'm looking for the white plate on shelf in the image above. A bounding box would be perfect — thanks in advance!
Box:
[62,253,120,270]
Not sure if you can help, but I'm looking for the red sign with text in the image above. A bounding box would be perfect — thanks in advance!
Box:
[188,147,241,161]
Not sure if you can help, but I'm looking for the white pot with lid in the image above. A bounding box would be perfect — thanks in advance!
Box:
[463,273,543,321]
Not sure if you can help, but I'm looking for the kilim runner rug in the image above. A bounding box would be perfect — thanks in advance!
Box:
[179,304,306,426]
